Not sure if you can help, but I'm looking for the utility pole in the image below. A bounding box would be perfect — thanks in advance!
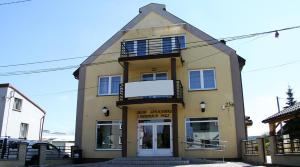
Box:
[276,96,283,135]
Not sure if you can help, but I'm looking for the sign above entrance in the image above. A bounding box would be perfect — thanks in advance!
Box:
[137,109,172,118]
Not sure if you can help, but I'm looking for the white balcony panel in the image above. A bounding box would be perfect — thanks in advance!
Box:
[125,80,174,98]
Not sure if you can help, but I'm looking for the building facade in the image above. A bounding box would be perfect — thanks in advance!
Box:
[0,83,45,140]
[74,3,246,159]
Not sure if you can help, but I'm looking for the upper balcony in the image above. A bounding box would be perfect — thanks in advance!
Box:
[116,80,184,107]
[119,36,185,62]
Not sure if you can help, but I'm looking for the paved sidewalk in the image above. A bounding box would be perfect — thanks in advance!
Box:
[57,161,265,167]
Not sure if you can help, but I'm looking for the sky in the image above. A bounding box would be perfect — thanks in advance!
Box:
[0,0,299,136]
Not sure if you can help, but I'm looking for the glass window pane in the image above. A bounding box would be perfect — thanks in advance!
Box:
[13,98,22,110]
[175,36,185,49]
[186,119,219,149]
[163,37,172,54]
[137,40,147,56]
[99,77,109,95]
[157,125,171,148]
[203,70,215,89]
[96,123,122,149]
[111,76,121,94]
[124,41,134,53]
[20,123,28,139]
[189,71,201,89]
[142,74,154,81]
[156,73,167,80]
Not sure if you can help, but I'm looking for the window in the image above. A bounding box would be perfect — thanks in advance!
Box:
[141,72,167,81]
[124,40,147,56]
[98,75,121,95]
[175,36,186,49]
[13,98,22,111]
[162,36,186,54]
[185,118,219,149]
[96,121,122,150]
[189,69,216,90]
[19,123,29,139]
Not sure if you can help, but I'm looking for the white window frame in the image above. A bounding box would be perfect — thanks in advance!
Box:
[13,98,22,111]
[188,68,216,90]
[140,72,168,81]
[95,120,122,150]
[98,75,122,96]
[119,136,122,145]
[184,118,220,150]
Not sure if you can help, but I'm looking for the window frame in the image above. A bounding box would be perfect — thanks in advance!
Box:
[95,120,122,151]
[188,68,217,91]
[13,98,22,111]
[161,35,186,53]
[123,38,148,56]
[19,123,29,139]
[184,117,220,150]
[98,75,122,96]
[141,72,168,81]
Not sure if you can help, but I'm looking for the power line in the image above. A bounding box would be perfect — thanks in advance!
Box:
[244,59,300,73]
[1,25,300,76]
[1,25,299,69]
[0,59,118,76]
[0,41,234,76]
[0,0,31,6]
[0,56,88,68]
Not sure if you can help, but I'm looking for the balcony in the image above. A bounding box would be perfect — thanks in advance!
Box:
[116,80,183,106]
[119,36,184,62]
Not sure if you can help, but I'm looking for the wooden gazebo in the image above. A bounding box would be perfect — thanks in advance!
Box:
[262,102,300,136]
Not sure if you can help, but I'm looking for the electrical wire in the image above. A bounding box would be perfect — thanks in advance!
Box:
[0,0,31,6]
[1,25,299,69]
[243,59,300,73]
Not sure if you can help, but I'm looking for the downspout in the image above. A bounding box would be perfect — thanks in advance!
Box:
[4,90,14,137]
[39,115,45,140]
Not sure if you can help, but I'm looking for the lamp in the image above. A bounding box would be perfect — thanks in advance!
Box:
[200,101,206,112]
[102,107,109,117]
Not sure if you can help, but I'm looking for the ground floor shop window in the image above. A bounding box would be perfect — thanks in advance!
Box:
[185,118,219,149]
[96,121,122,150]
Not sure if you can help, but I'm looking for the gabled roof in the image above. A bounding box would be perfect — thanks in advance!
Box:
[0,83,46,114]
[73,3,245,79]
[262,102,300,123]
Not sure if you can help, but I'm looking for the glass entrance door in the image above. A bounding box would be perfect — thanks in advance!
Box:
[137,120,172,156]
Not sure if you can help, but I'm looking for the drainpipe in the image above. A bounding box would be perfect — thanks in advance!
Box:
[4,90,14,137]
[39,115,45,140]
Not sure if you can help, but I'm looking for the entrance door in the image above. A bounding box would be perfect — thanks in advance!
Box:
[137,120,172,156]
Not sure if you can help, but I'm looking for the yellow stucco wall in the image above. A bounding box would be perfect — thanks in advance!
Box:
[80,12,239,159]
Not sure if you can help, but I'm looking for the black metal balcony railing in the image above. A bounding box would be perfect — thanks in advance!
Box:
[120,37,183,58]
[118,80,183,105]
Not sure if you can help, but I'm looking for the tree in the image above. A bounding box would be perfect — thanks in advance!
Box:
[284,85,296,108]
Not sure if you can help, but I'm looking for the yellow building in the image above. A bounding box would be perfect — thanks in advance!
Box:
[73,3,246,159]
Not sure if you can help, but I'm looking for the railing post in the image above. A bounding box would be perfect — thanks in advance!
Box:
[121,106,128,157]
[123,62,129,101]
[172,104,179,157]
[171,58,177,99]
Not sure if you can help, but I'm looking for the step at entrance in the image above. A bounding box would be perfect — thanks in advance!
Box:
[107,157,189,166]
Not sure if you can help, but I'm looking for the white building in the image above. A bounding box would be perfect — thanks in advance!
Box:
[0,83,45,140]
